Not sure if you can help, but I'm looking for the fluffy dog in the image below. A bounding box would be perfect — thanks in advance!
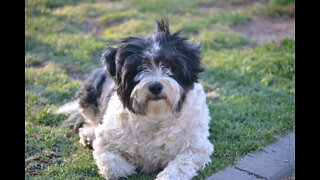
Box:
[59,18,214,180]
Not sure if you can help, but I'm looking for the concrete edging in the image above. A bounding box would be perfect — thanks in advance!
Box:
[207,132,295,180]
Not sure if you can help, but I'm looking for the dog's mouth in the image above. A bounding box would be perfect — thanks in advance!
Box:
[147,95,166,101]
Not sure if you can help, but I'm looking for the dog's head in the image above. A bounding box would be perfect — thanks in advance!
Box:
[101,18,204,117]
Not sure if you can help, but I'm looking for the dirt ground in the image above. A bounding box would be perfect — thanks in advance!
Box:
[232,15,295,45]
[198,1,263,14]
[198,1,295,46]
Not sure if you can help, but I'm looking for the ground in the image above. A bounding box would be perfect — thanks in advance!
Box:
[233,16,294,45]
[282,171,295,180]
[25,0,295,179]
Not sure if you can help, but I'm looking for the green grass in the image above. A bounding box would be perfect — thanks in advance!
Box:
[195,39,294,179]
[199,28,253,50]
[251,0,295,17]
[129,0,199,14]
[25,0,295,179]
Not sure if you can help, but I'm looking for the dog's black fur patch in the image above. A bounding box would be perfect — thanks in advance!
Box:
[76,68,114,124]
[76,68,106,107]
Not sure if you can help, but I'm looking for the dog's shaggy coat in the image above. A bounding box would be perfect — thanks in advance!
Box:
[60,18,214,180]
[93,83,213,179]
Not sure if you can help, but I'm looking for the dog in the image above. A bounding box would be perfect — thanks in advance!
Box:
[57,18,214,180]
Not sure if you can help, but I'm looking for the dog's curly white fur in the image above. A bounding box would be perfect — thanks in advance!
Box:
[93,83,212,179]
[58,18,214,180]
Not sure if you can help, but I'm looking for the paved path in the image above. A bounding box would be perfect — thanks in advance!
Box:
[207,132,295,180]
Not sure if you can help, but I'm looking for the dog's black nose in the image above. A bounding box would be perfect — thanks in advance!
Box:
[148,82,163,95]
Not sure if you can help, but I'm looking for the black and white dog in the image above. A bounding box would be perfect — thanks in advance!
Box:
[58,18,214,180]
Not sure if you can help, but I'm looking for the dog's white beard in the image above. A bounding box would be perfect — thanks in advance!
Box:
[146,99,171,117]
[131,76,182,118]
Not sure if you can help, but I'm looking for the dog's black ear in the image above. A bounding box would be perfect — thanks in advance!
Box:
[101,48,117,78]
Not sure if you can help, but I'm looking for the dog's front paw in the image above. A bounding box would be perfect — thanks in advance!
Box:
[155,176,171,180]
[79,126,95,148]
[79,134,94,148]
[155,176,169,180]
[155,171,181,180]
[154,177,168,180]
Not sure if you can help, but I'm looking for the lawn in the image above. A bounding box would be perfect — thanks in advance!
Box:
[25,0,295,179]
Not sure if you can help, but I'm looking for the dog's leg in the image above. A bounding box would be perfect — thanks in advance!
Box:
[78,125,95,148]
[93,142,136,179]
[155,145,213,180]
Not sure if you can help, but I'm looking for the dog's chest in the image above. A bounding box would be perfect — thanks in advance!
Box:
[118,119,187,171]
[126,123,182,152]
[100,102,192,172]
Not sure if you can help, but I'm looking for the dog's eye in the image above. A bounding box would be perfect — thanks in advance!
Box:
[161,66,168,71]
[161,66,173,76]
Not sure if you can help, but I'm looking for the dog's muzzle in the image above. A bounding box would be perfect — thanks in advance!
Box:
[148,82,163,95]
[148,82,166,101]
